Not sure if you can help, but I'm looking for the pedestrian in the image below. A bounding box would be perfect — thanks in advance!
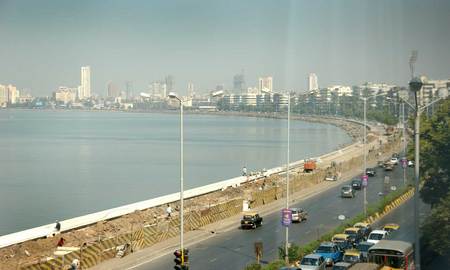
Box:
[57,237,65,247]
[166,204,172,218]
[242,166,247,176]
[55,220,61,232]
[70,259,80,270]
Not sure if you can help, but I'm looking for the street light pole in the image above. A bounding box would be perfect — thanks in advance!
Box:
[168,92,185,266]
[363,97,367,217]
[180,99,184,264]
[284,94,290,265]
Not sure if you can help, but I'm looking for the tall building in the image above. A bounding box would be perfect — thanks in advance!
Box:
[150,81,167,98]
[258,76,273,93]
[107,82,120,98]
[80,66,91,99]
[187,82,195,97]
[125,81,133,99]
[0,84,7,106]
[308,73,318,91]
[233,72,245,93]
[165,75,174,93]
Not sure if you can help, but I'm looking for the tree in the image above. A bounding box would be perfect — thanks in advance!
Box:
[421,193,450,258]
[419,99,450,205]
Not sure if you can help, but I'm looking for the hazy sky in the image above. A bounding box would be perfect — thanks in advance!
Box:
[0,0,449,96]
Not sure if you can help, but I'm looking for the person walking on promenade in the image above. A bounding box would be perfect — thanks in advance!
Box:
[55,220,61,232]
[242,166,247,176]
[166,204,172,219]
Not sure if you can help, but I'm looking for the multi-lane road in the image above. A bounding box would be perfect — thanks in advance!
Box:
[124,161,415,270]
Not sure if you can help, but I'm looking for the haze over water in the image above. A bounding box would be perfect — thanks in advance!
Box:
[0,110,351,235]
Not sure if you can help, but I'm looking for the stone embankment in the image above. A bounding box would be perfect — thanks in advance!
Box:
[0,117,400,270]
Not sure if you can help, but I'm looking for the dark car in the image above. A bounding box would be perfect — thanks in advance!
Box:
[240,212,263,229]
[365,168,376,177]
[384,164,394,171]
[351,178,362,190]
[341,185,355,198]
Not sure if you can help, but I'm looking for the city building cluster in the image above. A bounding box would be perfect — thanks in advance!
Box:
[0,67,448,114]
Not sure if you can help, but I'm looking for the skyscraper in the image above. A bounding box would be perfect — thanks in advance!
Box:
[81,66,91,99]
[308,73,318,91]
[233,72,245,93]
[258,76,273,93]
[107,82,120,98]
[187,82,195,97]
[125,81,133,99]
[165,75,174,93]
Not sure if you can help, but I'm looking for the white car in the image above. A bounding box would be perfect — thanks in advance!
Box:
[408,160,414,167]
[367,230,389,244]
[390,157,399,165]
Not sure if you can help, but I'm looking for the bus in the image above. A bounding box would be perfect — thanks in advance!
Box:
[368,240,414,270]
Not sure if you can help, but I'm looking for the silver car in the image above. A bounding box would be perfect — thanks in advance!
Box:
[299,254,326,270]
[341,185,355,198]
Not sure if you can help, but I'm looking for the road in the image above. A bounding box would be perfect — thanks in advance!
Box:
[129,163,414,270]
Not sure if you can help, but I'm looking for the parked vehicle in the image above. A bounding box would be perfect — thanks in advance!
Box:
[365,168,376,177]
[353,222,372,239]
[304,159,317,173]
[351,178,362,190]
[314,242,343,266]
[299,254,326,270]
[377,161,384,168]
[325,173,338,181]
[291,208,308,223]
[344,227,364,245]
[240,212,262,229]
[332,234,353,250]
[356,241,374,262]
[408,160,414,167]
[367,230,388,244]
[341,185,355,198]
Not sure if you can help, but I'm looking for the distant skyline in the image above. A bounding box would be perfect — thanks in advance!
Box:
[0,0,449,96]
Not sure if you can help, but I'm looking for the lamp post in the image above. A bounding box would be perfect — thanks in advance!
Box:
[284,93,291,265]
[168,92,185,266]
[402,77,448,270]
[359,92,386,217]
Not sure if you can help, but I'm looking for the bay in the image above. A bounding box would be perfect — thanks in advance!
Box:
[0,110,351,235]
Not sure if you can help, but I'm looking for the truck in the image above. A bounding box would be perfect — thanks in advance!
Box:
[304,159,317,172]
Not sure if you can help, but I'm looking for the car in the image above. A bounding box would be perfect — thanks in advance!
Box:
[240,212,262,229]
[382,223,400,232]
[351,178,362,190]
[291,208,308,223]
[367,230,388,244]
[341,185,355,198]
[344,227,364,245]
[408,160,414,167]
[343,249,362,264]
[353,222,372,239]
[392,153,400,159]
[356,241,374,262]
[390,157,399,165]
[331,234,353,250]
[332,262,353,270]
[314,242,343,266]
[325,173,338,181]
[365,168,376,177]
[298,254,326,270]
[377,160,384,168]
[384,164,394,171]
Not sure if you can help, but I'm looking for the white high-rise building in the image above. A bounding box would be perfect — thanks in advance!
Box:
[258,76,273,93]
[308,73,318,91]
[80,66,91,99]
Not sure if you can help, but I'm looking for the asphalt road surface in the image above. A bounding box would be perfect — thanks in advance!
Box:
[131,162,415,270]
